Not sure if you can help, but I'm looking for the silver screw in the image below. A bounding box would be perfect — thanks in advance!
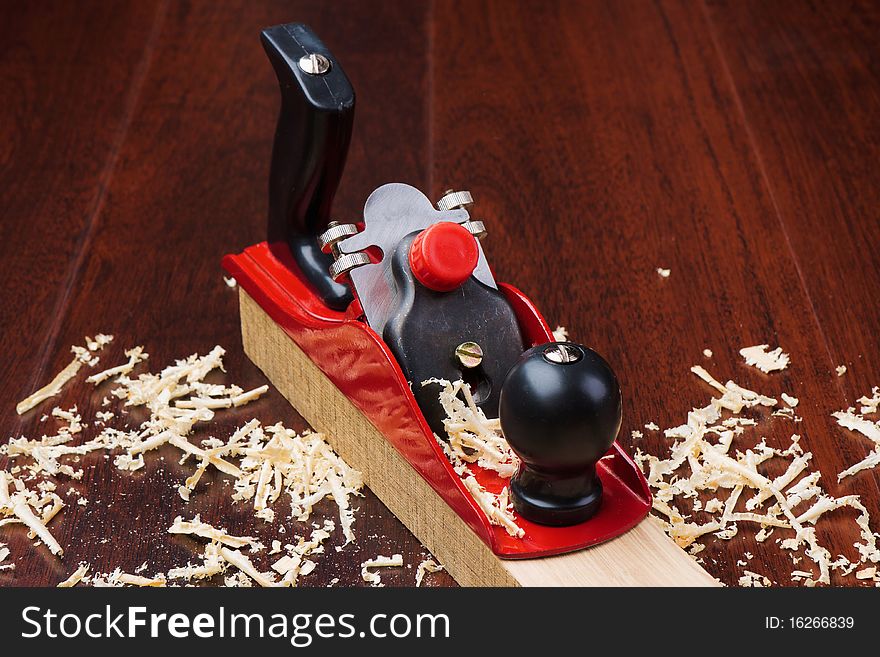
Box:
[437,189,474,212]
[461,220,487,240]
[543,344,582,364]
[298,53,331,75]
[329,252,371,280]
[319,221,359,258]
[455,342,484,369]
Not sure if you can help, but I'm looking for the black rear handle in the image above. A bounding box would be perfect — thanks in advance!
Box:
[261,23,355,310]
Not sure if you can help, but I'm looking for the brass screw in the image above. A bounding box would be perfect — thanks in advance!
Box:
[455,342,484,368]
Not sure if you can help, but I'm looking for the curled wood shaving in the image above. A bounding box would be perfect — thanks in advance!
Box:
[858,388,880,415]
[89,569,167,587]
[361,554,403,587]
[739,344,790,373]
[168,515,258,550]
[57,563,90,587]
[425,378,519,477]
[270,521,333,586]
[0,471,63,556]
[17,335,113,414]
[463,477,523,538]
[415,558,444,587]
[219,546,277,588]
[86,346,148,384]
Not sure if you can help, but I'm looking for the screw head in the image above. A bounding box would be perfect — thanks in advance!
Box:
[298,53,331,75]
[543,343,583,364]
[437,190,474,211]
[455,341,484,368]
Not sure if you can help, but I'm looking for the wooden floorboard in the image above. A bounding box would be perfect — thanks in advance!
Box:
[2,0,880,587]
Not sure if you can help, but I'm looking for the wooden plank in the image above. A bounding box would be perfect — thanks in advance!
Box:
[238,287,719,586]
[430,0,880,586]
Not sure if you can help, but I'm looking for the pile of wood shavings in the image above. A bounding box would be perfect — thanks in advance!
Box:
[423,378,524,538]
[635,364,880,586]
[1,339,363,587]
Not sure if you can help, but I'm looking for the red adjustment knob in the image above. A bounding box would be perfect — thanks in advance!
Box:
[408,222,479,292]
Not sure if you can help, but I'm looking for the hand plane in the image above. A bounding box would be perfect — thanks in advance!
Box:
[224,23,715,586]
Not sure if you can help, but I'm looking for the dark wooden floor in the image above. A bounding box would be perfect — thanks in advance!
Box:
[1,0,879,587]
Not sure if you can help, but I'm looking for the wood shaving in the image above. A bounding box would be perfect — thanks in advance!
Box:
[781,393,799,408]
[739,344,790,373]
[86,346,148,384]
[657,268,671,278]
[0,470,63,555]
[551,326,569,342]
[855,566,877,581]
[89,569,166,587]
[223,276,238,288]
[415,558,444,587]
[218,546,277,588]
[739,570,773,588]
[361,554,403,587]
[168,515,259,550]
[17,335,112,414]
[703,349,713,358]
[836,365,847,377]
[857,387,880,415]
[462,476,523,538]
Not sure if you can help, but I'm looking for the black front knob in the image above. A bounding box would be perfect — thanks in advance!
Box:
[499,342,622,526]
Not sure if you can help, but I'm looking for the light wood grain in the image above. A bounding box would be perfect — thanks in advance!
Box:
[239,288,718,586]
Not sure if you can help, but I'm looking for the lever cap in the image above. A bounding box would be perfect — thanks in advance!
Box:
[408,222,479,292]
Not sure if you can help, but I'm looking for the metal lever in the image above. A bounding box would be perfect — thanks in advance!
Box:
[261,23,355,310]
